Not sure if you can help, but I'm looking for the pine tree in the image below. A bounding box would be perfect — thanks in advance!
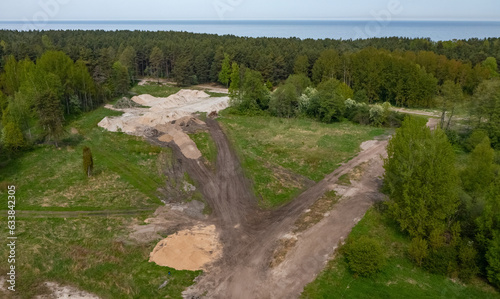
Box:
[149,46,164,81]
[119,46,137,80]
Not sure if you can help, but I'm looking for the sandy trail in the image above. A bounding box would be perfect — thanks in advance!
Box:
[149,118,389,299]
[97,90,436,297]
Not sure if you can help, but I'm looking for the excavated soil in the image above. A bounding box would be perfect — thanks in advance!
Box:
[98,89,229,135]
[149,225,222,271]
[100,89,397,298]
[148,119,390,299]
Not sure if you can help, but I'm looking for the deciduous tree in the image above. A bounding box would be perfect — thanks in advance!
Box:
[218,53,231,87]
[384,117,460,238]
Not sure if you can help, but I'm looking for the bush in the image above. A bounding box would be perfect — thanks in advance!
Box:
[369,104,384,127]
[83,146,94,177]
[486,233,500,288]
[385,111,405,128]
[351,105,371,125]
[423,246,458,276]
[114,97,141,109]
[445,129,460,146]
[464,129,489,152]
[345,236,385,277]
[458,241,479,283]
[408,237,429,267]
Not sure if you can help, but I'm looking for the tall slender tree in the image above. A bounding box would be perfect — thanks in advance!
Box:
[384,117,460,238]
[149,46,164,81]
[218,53,231,87]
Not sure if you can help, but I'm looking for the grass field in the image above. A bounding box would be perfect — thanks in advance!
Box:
[301,208,499,299]
[0,107,200,298]
[189,131,217,170]
[218,114,387,208]
[131,83,181,98]
[0,107,170,211]
[0,216,199,299]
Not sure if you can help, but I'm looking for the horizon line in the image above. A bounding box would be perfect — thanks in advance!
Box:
[1,18,500,23]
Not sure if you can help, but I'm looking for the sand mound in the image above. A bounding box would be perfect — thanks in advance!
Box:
[99,89,227,135]
[149,225,222,271]
[131,90,210,108]
[166,127,202,160]
[98,89,227,159]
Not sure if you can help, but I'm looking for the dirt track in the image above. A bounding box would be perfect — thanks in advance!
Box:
[149,118,389,298]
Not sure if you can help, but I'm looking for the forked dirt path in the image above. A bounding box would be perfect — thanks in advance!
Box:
[151,118,389,299]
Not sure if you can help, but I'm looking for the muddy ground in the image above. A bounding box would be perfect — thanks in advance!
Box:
[147,117,390,299]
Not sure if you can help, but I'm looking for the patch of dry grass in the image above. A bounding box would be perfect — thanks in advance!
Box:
[219,115,386,207]
[294,190,339,234]
[270,237,298,268]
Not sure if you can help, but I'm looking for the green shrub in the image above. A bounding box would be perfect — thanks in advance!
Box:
[486,233,500,288]
[408,237,429,267]
[83,146,94,177]
[345,236,386,277]
[385,111,405,128]
[464,129,489,152]
[458,241,479,283]
[424,246,458,276]
[369,104,384,127]
[445,129,460,146]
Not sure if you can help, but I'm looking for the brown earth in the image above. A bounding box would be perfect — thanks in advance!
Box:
[149,225,222,271]
[148,118,389,299]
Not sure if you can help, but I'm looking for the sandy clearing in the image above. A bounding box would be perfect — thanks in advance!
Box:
[149,225,222,271]
[99,89,227,159]
[98,89,229,135]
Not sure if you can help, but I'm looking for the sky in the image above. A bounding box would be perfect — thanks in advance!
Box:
[1,0,499,22]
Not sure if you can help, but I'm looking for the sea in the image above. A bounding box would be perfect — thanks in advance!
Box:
[0,20,499,41]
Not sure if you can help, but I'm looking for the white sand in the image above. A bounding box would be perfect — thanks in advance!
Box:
[98,89,229,159]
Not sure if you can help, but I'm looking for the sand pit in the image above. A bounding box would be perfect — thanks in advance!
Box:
[149,225,222,271]
[98,89,229,135]
[98,89,228,159]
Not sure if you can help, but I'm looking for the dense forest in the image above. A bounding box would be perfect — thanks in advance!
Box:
[0,30,499,153]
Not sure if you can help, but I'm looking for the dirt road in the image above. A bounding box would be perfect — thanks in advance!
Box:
[151,118,389,299]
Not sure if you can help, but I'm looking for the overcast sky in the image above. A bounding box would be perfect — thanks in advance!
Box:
[1,0,499,21]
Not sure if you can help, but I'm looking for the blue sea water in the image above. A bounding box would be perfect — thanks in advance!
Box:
[0,20,499,41]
